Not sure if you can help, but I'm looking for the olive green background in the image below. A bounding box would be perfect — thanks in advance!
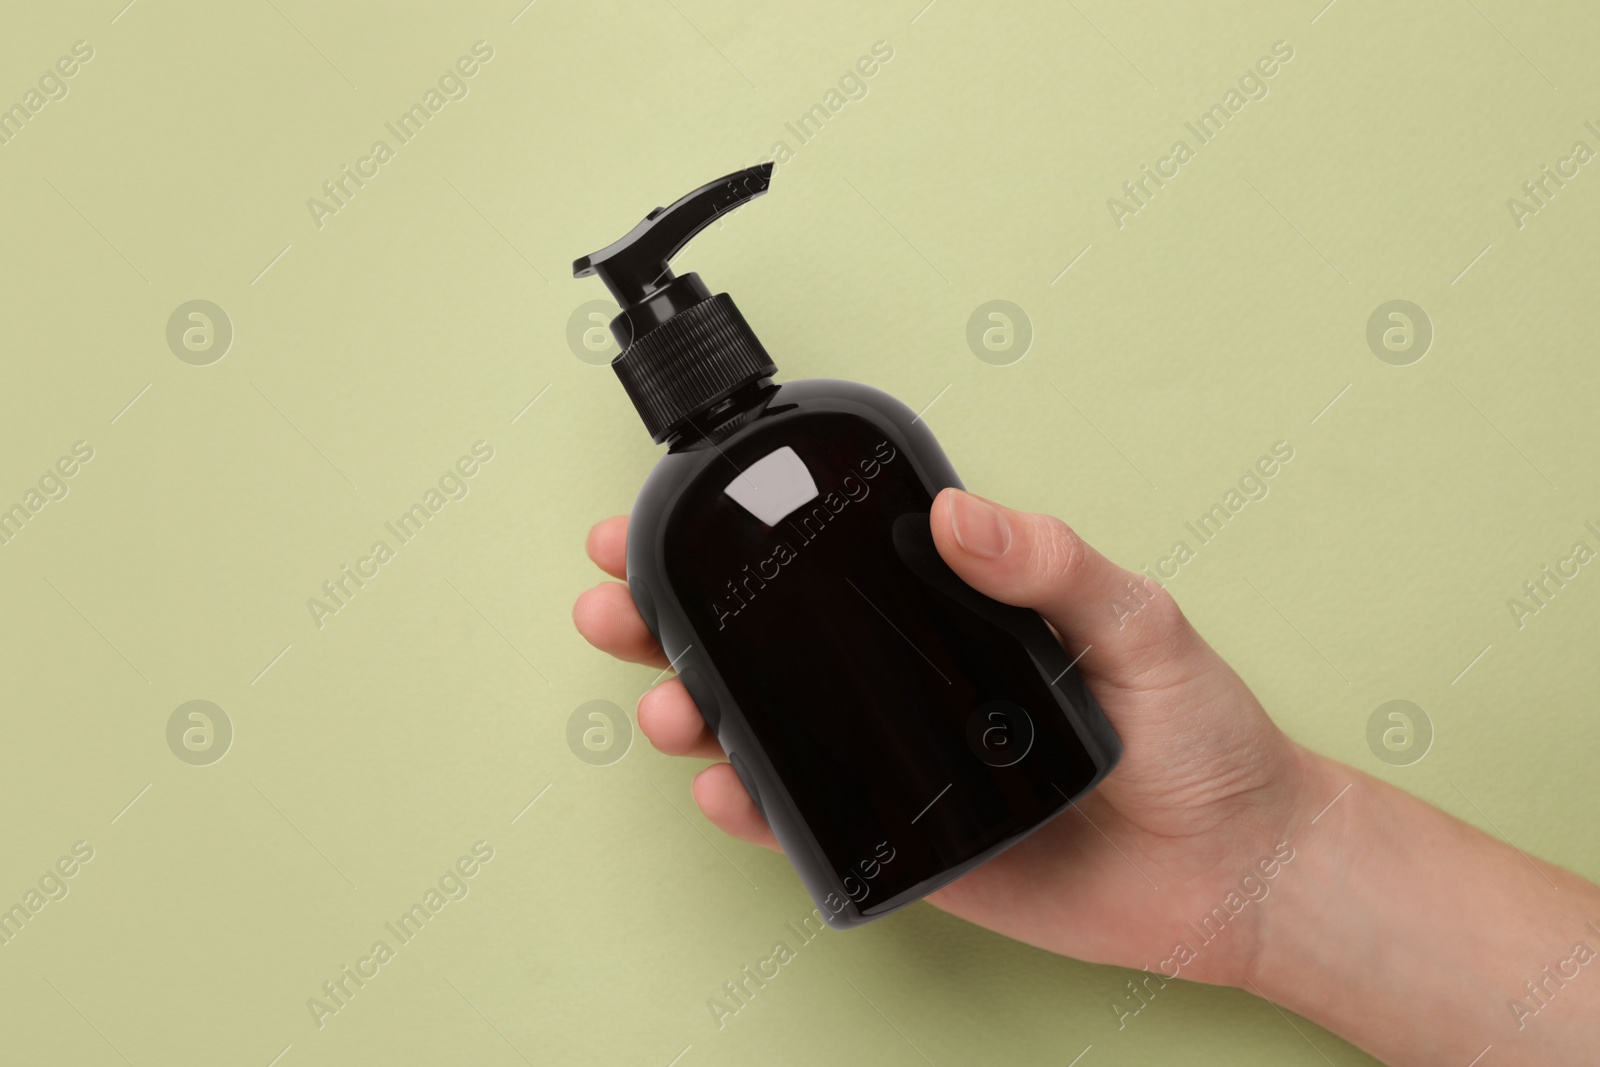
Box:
[2,0,1597,1064]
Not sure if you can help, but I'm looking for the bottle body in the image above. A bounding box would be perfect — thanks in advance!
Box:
[627,378,1120,927]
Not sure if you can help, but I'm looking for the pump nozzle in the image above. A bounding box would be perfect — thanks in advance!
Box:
[572,164,778,444]
[573,163,772,350]
[574,163,771,310]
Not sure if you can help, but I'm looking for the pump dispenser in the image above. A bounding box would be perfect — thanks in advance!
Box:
[574,164,777,442]
[574,165,1121,928]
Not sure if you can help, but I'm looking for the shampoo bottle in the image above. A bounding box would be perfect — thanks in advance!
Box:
[574,165,1121,927]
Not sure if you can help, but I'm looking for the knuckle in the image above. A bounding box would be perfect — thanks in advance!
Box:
[1033,515,1088,585]
[1138,582,1186,632]
[1124,580,1192,650]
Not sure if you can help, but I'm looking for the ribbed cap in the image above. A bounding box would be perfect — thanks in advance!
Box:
[612,294,775,442]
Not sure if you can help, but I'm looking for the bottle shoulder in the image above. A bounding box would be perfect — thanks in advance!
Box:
[629,377,961,572]
[764,377,921,422]
[646,379,922,484]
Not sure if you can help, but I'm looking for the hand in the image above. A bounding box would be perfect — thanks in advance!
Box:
[577,487,1600,1066]
[574,487,1324,986]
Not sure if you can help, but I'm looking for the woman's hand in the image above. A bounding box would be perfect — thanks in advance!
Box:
[574,487,1327,987]
[575,487,1600,1066]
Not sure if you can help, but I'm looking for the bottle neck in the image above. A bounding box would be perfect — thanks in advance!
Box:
[664,377,776,450]
[610,273,711,349]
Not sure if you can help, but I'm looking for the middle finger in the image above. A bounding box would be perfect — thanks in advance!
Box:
[638,677,724,759]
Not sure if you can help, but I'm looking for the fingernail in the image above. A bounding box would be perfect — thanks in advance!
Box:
[950,490,1011,559]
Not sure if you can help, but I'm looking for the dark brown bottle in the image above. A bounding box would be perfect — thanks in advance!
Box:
[574,165,1120,927]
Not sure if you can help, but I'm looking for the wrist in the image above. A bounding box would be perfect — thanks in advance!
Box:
[1233,743,1363,997]
[1138,737,1343,992]
[1217,740,1351,994]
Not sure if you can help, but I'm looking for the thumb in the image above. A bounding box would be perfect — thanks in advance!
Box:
[929,487,1198,689]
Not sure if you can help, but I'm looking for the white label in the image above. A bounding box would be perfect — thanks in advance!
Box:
[724,446,818,526]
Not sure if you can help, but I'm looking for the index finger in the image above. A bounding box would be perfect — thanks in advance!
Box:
[585,516,629,580]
